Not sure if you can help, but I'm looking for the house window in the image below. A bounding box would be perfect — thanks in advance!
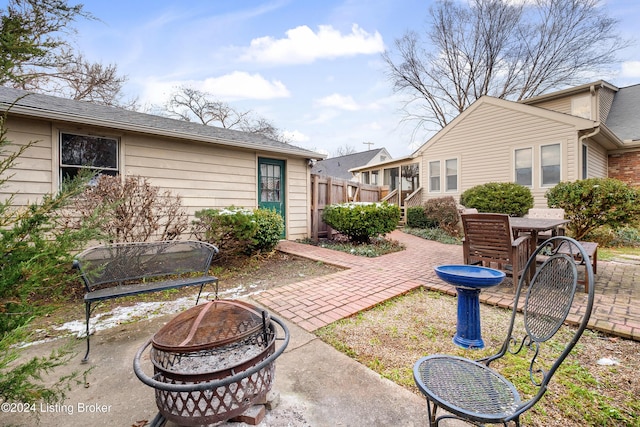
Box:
[371,170,379,185]
[571,95,591,119]
[515,148,532,186]
[362,171,370,184]
[429,161,440,192]
[541,143,560,186]
[445,159,457,191]
[384,167,399,191]
[582,144,588,179]
[60,132,119,183]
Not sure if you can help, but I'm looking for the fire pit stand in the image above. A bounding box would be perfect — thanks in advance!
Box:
[133,301,290,427]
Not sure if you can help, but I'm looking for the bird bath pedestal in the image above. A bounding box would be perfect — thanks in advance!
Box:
[434,265,505,349]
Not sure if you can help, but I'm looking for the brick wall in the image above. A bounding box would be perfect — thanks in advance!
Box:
[608,151,640,187]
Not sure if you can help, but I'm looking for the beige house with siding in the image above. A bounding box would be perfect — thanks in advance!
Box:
[0,86,324,240]
[351,80,640,214]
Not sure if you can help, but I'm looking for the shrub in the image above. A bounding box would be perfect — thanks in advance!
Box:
[546,178,640,240]
[404,226,462,245]
[406,206,437,229]
[423,196,460,236]
[322,202,400,243]
[460,182,533,217]
[0,119,100,405]
[191,207,284,257]
[191,207,257,258]
[250,208,284,253]
[68,174,188,242]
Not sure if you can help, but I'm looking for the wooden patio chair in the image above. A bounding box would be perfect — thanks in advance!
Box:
[461,213,531,287]
[526,208,566,243]
[413,236,596,426]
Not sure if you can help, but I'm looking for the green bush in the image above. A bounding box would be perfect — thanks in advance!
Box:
[191,207,257,258]
[250,208,284,253]
[322,202,400,243]
[406,206,437,228]
[460,182,533,217]
[546,178,640,240]
[191,207,284,257]
[0,119,101,405]
[423,196,460,236]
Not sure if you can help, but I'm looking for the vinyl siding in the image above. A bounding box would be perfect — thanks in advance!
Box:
[586,140,608,178]
[420,102,580,208]
[1,116,311,240]
[528,97,572,115]
[2,117,54,205]
[599,87,616,123]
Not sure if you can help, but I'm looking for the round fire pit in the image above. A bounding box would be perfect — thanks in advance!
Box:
[133,300,290,427]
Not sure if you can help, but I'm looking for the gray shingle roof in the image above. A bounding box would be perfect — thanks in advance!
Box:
[0,86,322,158]
[311,149,388,179]
[606,84,640,142]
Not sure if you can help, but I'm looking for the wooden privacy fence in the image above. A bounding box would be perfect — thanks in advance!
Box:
[310,174,386,240]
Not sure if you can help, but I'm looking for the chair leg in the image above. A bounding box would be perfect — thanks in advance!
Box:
[82,302,91,363]
[195,284,204,305]
[426,398,437,426]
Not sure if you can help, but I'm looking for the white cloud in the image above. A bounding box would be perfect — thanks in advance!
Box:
[138,71,290,105]
[199,72,290,100]
[241,24,384,64]
[314,93,381,111]
[621,61,640,78]
[282,130,310,142]
[315,93,361,111]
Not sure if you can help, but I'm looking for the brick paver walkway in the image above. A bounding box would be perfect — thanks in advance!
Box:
[255,230,640,341]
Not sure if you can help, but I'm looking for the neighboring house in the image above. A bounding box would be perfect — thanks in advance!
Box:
[311,148,391,182]
[351,80,640,211]
[0,86,324,240]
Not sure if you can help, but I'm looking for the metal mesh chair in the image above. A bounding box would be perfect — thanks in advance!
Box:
[413,236,595,426]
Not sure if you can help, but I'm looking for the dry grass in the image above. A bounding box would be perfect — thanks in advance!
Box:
[317,288,640,427]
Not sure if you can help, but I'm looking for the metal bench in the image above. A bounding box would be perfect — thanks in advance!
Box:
[413,236,595,426]
[73,240,219,362]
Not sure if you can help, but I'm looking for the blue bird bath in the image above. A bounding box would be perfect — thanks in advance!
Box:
[434,265,505,349]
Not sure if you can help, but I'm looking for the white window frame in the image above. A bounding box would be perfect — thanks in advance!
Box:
[445,158,458,192]
[59,131,119,185]
[540,143,561,187]
[514,147,533,187]
[429,160,441,193]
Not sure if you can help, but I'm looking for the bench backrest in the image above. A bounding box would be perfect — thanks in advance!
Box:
[73,240,218,291]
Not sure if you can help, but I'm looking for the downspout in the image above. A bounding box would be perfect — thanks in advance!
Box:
[578,127,601,179]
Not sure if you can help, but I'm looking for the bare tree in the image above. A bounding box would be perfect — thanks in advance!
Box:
[384,0,630,130]
[333,144,357,157]
[0,0,130,107]
[164,86,288,142]
[45,52,132,106]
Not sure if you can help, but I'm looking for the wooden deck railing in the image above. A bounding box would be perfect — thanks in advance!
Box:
[404,187,423,209]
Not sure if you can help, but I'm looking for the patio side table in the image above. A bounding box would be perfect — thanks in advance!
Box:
[434,265,505,349]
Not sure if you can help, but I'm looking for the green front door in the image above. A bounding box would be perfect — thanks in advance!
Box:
[258,158,286,237]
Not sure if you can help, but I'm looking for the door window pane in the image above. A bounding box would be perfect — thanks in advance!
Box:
[260,163,281,202]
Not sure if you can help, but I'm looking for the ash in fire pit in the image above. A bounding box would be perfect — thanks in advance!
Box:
[133,300,289,427]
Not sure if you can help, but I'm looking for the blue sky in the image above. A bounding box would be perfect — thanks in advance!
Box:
[73,0,640,158]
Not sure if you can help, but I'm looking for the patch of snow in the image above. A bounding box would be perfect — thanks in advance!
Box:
[55,297,197,338]
[20,284,270,348]
[596,357,620,366]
